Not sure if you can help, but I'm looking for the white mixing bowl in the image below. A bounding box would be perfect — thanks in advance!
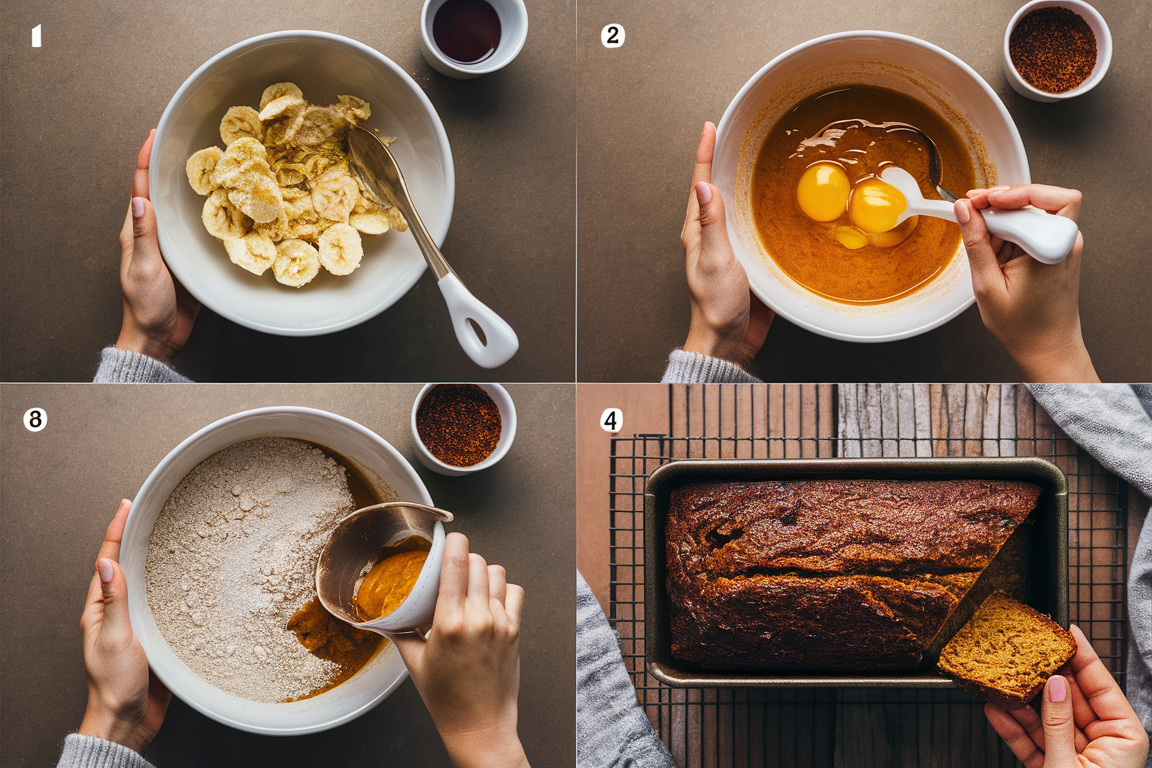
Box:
[150,31,455,336]
[120,407,433,735]
[714,31,1030,343]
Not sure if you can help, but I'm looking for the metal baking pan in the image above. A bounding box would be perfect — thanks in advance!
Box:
[644,458,1068,688]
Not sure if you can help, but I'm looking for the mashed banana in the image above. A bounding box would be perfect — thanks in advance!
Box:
[185,83,407,288]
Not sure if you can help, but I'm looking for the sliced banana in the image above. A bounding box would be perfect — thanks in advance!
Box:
[352,192,382,214]
[260,82,304,110]
[273,240,321,287]
[254,208,289,242]
[186,147,224,195]
[224,232,277,276]
[226,174,283,224]
[220,106,264,146]
[275,163,307,186]
[202,190,251,241]
[385,206,409,233]
[259,94,306,122]
[290,106,348,146]
[211,138,268,188]
[310,167,359,222]
[336,94,371,123]
[348,212,390,235]
[318,223,364,275]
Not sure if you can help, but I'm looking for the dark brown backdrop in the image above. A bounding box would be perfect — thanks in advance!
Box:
[0,0,575,382]
[0,383,575,768]
[576,0,1151,382]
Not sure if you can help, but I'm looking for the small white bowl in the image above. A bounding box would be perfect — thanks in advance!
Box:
[411,384,517,476]
[713,31,1030,343]
[150,31,455,336]
[419,0,528,79]
[120,407,433,735]
[1003,1,1112,102]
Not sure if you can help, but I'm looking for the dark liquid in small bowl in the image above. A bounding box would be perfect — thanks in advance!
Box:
[433,0,502,64]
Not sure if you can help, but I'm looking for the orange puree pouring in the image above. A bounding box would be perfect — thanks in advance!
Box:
[354,541,431,621]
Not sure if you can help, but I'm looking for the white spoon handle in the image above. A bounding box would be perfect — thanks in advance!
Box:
[980,207,1078,265]
[437,274,519,369]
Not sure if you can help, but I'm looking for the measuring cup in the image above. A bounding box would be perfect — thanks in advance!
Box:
[315,502,453,635]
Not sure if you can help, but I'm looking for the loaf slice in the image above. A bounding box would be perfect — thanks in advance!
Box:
[937,592,1076,709]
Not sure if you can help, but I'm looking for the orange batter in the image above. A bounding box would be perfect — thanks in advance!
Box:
[354,537,432,621]
[751,87,976,304]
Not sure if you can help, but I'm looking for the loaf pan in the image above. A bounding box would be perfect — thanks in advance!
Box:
[644,458,1068,688]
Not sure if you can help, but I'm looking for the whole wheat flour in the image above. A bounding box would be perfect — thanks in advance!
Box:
[146,437,370,702]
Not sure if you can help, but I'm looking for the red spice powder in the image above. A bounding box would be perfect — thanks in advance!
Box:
[1010,7,1097,94]
[416,385,502,467]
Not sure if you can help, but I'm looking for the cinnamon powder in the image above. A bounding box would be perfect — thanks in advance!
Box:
[1010,7,1097,94]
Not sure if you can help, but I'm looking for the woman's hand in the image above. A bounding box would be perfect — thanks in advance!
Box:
[680,122,773,370]
[984,625,1149,767]
[393,533,530,768]
[955,185,1098,383]
[78,500,171,754]
[116,130,199,365]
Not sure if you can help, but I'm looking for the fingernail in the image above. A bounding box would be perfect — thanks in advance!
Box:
[953,199,970,225]
[132,197,144,218]
[1049,675,1067,702]
[97,558,114,584]
[695,182,712,205]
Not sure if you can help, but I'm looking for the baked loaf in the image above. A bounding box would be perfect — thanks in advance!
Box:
[938,592,1076,709]
[666,479,1042,671]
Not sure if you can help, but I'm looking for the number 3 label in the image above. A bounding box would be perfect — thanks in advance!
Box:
[23,407,46,432]
[601,24,624,48]
[600,408,622,434]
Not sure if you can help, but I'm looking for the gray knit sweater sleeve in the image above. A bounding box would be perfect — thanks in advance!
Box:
[577,571,677,768]
[660,350,762,384]
[94,348,191,383]
[57,735,157,768]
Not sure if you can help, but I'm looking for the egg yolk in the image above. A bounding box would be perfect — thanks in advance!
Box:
[848,178,906,234]
[796,163,850,222]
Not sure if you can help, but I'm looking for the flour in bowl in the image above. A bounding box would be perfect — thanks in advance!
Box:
[145,437,391,702]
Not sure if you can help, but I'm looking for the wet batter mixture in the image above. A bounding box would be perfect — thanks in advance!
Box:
[751,87,977,304]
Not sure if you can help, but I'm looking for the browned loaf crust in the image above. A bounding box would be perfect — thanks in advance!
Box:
[666,479,1042,671]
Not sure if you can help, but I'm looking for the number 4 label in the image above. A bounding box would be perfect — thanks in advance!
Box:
[600,408,622,434]
[23,407,46,432]
[601,24,624,48]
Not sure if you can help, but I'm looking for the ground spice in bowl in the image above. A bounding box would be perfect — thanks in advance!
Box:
[1009,7,1097,94]
[416,384,502,467]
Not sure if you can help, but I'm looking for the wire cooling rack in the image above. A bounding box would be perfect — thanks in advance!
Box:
[608,384,1129,768]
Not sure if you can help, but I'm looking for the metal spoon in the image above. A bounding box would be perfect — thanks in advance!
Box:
[815,119,1078,264]
[348,127,519,368]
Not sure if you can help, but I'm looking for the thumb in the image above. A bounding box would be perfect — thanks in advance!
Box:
[695,182,730,257]
[1040,675,1078,766]
[95,558,133,645]
[129,197,163,268]
[955,198,1006,304]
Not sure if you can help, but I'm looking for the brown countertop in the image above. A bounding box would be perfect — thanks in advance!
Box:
[0,383,575,767]
[0,0,574,382]
[576,0,1150,382]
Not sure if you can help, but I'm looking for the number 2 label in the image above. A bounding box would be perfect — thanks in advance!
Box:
[601,24,624,48]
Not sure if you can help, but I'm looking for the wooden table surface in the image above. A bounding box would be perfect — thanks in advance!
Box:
[577,383,1141,767]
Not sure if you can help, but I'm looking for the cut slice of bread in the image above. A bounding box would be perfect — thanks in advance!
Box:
[937,592,1076,709]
